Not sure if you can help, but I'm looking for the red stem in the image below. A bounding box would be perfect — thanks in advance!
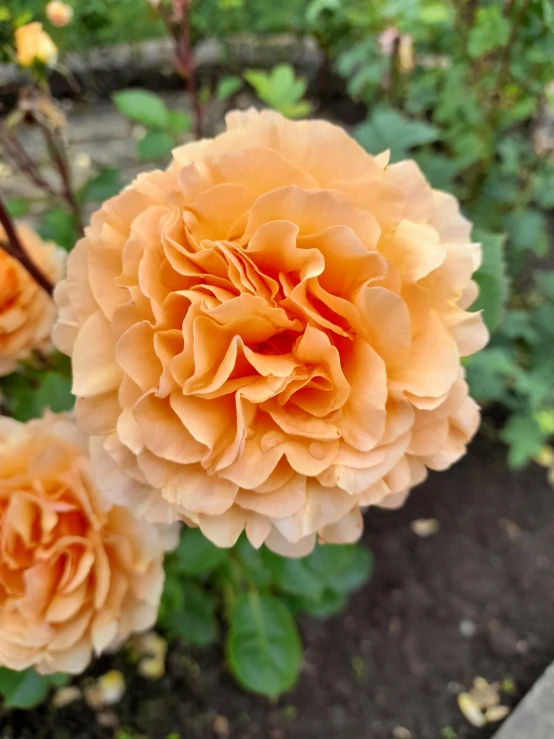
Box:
[40,123,83,234]
[170,0,202,139]
[0,125,60,198]
[0,196,55,296]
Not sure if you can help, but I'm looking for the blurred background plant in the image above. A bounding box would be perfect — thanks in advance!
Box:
[320,0,554,471]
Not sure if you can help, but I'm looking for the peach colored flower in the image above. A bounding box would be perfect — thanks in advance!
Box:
[0,223,65,376]
[54,110,488,557]
[0,413,175,674]
[15,22,58,68]
[46,1,74,28]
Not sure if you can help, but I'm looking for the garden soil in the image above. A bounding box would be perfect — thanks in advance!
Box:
[3,434,554,739]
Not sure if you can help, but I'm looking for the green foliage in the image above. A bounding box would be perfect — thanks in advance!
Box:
[38,208,78,252]
[355,106,440,158]
[114,89,170,129]
[138,130,176,161]
[0,668,69,709]
[5,198,30,218]
[174,528,229,576]
[244,64,312,118]
[466,270,554,467]
[501,414,546,469]
[216,75,243,100]
[79,167,122,204]
[333,0,554,468]
[159,529,373,697]
[163,580,219,646]
[113,90,191,162]
[467,6,510,58]
[227,592,301,697]
[472,230,509,332]
[0,355,74,421]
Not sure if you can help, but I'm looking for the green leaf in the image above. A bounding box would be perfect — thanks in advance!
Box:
[167,110,192,136]
[305,0,341,26]
[14,10,33,26]
[536,409,554,435]
[465,347,518,403]
[506,209,549,257]
[166,581,218,646]
[175,527,228,575]
[234,535,273,587]
[306,543,373,595]
[501,414,546,468]
[216,75,243,100]
[36,373,74,414]
[413,152,460,192]
[262,549,324,598]
[472,229,509,332]
[467,6,510,58]
[244,65,312,119]
[295,588,346,618]
[0,667,25,697]
[1,372,73,422]
[226,592,302,697]
[501,310,537,342]
[5,198,29,218]
[48,673,70,688]
[113,89,170,129]
[535,271,554,300]
[280,101,313,119]
[262,542,372,600]
[419,3,451,24]
[138,130,175,161]
[38,208,77,252]
[1,669,50,709]
[325,545,372,594]
[79,167,122,204]
[355,107,440,157]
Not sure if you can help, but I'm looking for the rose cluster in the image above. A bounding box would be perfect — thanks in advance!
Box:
[54,110,488,556]
[0,414,173,674]
[0,224,64,376]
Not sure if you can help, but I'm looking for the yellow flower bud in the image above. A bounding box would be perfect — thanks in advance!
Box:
[15,22,58,68]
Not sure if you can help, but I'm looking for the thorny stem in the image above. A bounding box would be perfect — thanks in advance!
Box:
[40,122,83,234]
[164,0,203,139]
[0,195,55,296]
[0,123,59,198]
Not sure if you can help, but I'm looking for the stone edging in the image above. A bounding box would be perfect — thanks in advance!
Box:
[0,34,323,89]
[492,661,554,739]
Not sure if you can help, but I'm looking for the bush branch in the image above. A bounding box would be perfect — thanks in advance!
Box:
[0,196,55,297]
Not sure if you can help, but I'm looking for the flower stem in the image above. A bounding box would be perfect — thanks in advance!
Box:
[170,0,203,139]
[39,122,83,235]
[0,195,55,297]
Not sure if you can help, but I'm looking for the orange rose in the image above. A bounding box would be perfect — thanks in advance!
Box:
[15,22,58,68]
[0,224,65,376]
[46,1,74,28]
[54,110,488,557]
[0,414,175,674]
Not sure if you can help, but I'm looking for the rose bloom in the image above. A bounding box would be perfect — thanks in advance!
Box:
[0,413,175,674]
[0,223,65,376]
[15,22,58,68]
[54,110,488,557]
[46,1,74,27]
